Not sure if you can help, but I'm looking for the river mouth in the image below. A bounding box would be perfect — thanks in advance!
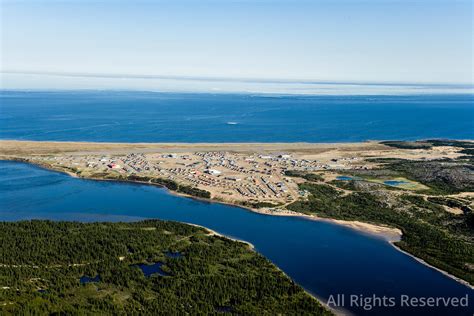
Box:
[0,160,472,315]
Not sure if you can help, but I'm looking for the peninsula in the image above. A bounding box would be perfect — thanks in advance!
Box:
[1,139,473,286]
[0,220,330,314]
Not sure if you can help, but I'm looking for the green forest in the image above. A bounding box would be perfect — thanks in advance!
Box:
[0,220,330,315]
[287,171,474,284]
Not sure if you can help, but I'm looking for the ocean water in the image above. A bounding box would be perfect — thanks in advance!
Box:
[0,161,472,315]
[1,91,473,315]
[0,91,472,142]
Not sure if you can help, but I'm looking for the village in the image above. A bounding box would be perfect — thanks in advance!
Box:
[31,150,368,206]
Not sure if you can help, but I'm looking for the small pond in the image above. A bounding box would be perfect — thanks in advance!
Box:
[133,262,170,277]
[80,275,100,284]
[383,180,409,187]
[336,176,358,181]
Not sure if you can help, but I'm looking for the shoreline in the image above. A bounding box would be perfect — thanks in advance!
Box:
[185,223,345,315]
[2,157,402,242]
[390,243,474,290]
[249,207,402,242]
[1,139,472,146]
[1,157,472,290]
[0,139,389,156]
[186,222,255,250]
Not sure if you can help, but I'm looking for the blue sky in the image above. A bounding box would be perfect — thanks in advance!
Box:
[1,0,472,91]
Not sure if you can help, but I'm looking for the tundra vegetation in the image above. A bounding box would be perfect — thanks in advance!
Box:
[287,140,474,285]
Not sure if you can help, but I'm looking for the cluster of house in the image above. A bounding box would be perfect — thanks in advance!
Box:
[33,150,367,205]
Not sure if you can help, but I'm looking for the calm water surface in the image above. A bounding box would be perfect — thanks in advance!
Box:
[0,161,472,315]
[1,91,473,142]
[133,262,169,277]
[1,90,473,315]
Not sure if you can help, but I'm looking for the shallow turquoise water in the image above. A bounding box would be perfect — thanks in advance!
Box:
[384,180,409,187]
[336,176,357,181]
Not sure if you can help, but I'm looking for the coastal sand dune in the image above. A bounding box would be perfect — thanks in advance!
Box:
[0,140,387,155]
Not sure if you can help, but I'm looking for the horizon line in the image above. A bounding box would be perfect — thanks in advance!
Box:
[2,70,473,88]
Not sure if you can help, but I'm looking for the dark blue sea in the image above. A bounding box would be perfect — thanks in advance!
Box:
[0,91,472,142]
[0,91,473,315]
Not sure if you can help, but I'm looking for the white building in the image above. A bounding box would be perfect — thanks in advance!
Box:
[161,153,177,158]
[205,169,222,176]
